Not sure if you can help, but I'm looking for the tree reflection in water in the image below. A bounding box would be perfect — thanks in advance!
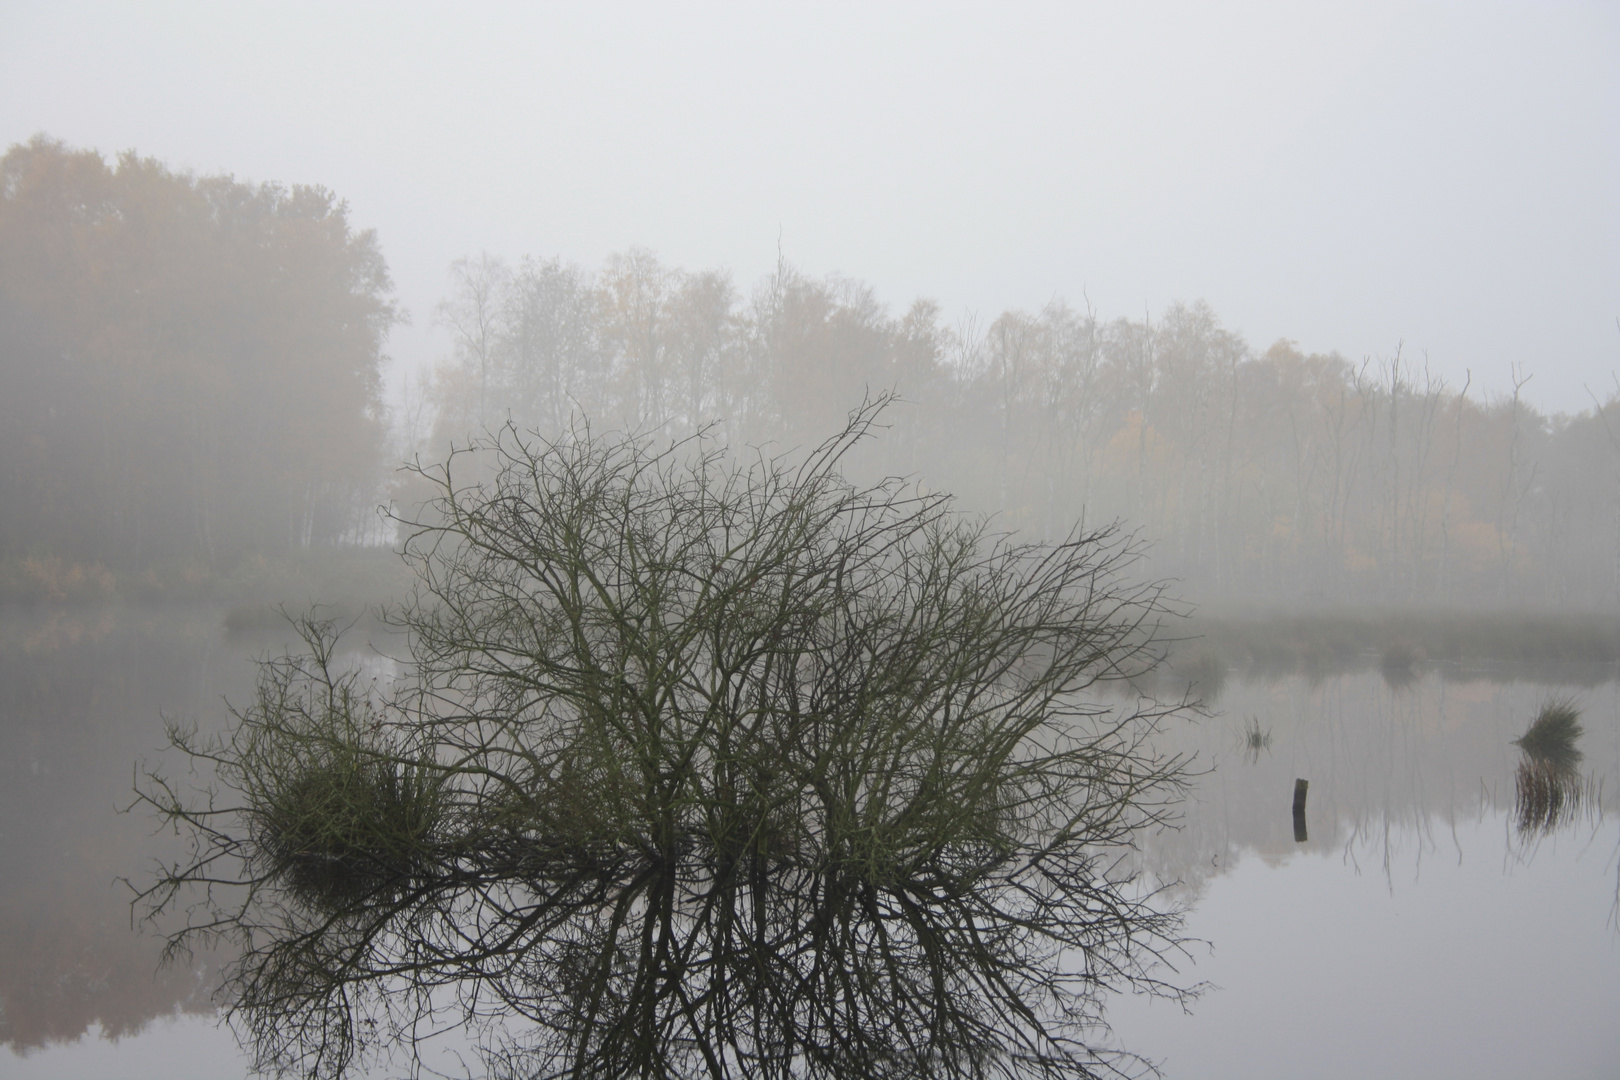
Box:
[135,406,1201,1080]
[0,608,243,1055]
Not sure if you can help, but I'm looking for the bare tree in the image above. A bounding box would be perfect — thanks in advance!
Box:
[437,253,511,430]
[1436,371,1471,596]
[1496,365,1537,602]
[136,399,1198,1080]
[504,256,602,434]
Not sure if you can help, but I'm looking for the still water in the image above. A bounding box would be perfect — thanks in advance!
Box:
[2,608,1616,1079]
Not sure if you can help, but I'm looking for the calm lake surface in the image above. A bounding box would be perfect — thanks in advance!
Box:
[3,607,1617,1079]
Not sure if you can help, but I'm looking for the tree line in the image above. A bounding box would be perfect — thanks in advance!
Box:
[0,137,396,583]
[423,248,1620,610]
[6,136,1615,609]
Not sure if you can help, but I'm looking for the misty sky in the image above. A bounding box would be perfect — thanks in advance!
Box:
[3,1,1616,414]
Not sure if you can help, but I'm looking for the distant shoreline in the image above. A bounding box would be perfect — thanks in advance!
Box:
[0,547,410,611]
[1158,607,1620,692]
[4,572,1616,691]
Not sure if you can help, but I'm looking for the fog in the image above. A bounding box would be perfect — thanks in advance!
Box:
[3,3,1616,413]
[5,3,1619,606]
[5,137,1618,609]
[4,6,1620,1080]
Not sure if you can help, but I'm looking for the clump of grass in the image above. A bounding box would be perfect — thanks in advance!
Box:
[1512,696,1584,772]
[1379,641,1420,688]
[221,615,447,907]
[257,748,445,903]
[1162,646,1227,698]
[1238,716,1272,764]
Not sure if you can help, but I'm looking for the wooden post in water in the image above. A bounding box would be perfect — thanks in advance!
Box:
[1292,778,1309,842]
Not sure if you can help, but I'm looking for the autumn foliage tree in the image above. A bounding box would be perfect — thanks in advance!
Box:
[0,136,397,575]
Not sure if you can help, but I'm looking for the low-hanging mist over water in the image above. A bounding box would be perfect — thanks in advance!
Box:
[2,5,1617,1078]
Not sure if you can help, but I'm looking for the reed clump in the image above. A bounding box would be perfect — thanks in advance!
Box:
[1509,697,1596,835]
[1238,716,1272,764]
[1379,641,1421,689]
[186,614,448,908]
[1512,697,1584,772]
[256,746,445,903]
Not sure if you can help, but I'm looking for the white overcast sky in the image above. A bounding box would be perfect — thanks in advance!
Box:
[3,1,1616,413]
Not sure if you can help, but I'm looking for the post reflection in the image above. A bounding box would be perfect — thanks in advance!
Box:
[1291,779,1309,843]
